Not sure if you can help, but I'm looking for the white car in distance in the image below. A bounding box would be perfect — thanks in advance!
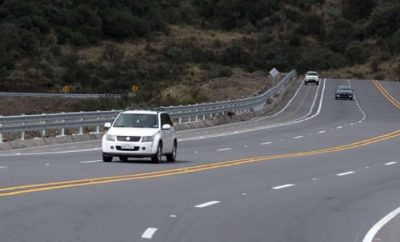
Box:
[304,71,320,85]
[102,110,177,163]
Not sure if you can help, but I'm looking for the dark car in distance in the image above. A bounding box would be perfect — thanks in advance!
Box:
[335,85,354,100]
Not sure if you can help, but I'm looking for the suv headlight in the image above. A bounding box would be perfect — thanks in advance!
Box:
[105,134,116,141]
[142,136,154,142]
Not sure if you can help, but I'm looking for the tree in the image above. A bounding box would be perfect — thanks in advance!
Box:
[342,0,375,20]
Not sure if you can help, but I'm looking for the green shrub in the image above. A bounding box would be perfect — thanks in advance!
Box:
[344,41,369,65]
[297,47,345,71]
[367,4,400,37]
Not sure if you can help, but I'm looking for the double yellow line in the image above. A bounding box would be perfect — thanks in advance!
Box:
[373,80,400,109]
[1,80,400,198]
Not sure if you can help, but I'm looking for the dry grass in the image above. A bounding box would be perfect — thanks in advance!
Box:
[322,55,400,81]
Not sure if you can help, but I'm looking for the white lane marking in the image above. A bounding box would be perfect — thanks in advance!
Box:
[0,166,6,169]
[195,201,220,208]
[194,151,199,154]
[80,160,101,164]
[252,78,305,121]
[179,79,326,142]
[362,206,400,242]
[261,142,272,145]
[244,145,248,148]
[318,130,326,134]
[312,178,318,181]
[336,126,343,129]
[0,140,100,153]
[293,136,303,139]
[170,214,177,218]
[385,161,398,166]
[358,121,363,123]
[217,148,231,152]
[272,184,295,190]
[350,123,355,126]
[45,163,50,166]
[141,227,158,239]
[336,171,355,176]
[242,193,247,196]
[365,166,370,169]
[0,148,101,157]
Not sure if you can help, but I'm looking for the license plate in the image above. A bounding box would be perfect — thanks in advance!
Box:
[121,144,135,149]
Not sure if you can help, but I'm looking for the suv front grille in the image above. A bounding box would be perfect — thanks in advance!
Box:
[117,136,141,142]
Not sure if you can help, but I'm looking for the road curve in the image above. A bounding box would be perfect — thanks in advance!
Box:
[1,79,400,242]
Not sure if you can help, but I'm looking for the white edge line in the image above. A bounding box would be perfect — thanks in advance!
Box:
[363,207,400,242]
[195,201,220,208]
[272,184,295,190]
[337,171,355,176]
[0,148,100,157]
[385,161,398,166]
[293,136,303,139]
[141,227,158,239]
[179,78,326,142]
[318,130,326,134]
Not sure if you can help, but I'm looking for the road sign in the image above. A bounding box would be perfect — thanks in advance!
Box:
[131,85,139,92]
[62,85,72,94]
[269,68,279,78]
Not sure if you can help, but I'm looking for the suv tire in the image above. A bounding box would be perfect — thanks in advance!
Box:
[151,143,163,163]
[103,153,112,162]
[166,141,177,162]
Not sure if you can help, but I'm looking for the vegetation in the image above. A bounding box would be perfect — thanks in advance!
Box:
[0,0,399,108]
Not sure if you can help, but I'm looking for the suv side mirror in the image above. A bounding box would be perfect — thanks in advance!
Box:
[104,122,111,131]
[162,124,171,130]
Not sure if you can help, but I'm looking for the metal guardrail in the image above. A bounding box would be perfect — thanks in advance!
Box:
[0,92,123,99]
[0,70,297,142]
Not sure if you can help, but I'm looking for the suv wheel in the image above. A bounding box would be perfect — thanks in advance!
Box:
[166,141,177,162]
[151,143,163,163]
[103,153,112,162]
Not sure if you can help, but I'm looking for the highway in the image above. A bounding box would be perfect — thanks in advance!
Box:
[1,78,400,242]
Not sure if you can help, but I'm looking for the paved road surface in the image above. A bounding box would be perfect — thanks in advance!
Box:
[1,78,400,242]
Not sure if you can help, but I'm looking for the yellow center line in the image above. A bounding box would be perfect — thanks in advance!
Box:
[372,80,400,109]
[1,80,400,198]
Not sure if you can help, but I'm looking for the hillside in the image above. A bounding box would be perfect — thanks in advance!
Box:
[0,0,399,110]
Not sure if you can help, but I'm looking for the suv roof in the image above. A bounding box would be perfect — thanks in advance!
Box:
[306,71,318,75]
[122,110,160,115]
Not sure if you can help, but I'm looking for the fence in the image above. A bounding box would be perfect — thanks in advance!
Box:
[0,70,297,143]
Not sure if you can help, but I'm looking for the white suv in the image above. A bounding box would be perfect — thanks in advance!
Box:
[304,71,320,85]
[102,110,177,163]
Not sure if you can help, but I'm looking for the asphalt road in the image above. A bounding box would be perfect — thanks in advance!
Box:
[1,78,400,242]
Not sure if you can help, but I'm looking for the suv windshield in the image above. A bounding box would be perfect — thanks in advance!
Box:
[113,114,158,128]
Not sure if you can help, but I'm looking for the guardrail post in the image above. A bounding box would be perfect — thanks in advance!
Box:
[61,112,65,136]
[179,117,182,124]
[21,114,25,140]
[95,110,100,133]
[79,111,84,135]
[41,113,46,137]
[0,115,3,143]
